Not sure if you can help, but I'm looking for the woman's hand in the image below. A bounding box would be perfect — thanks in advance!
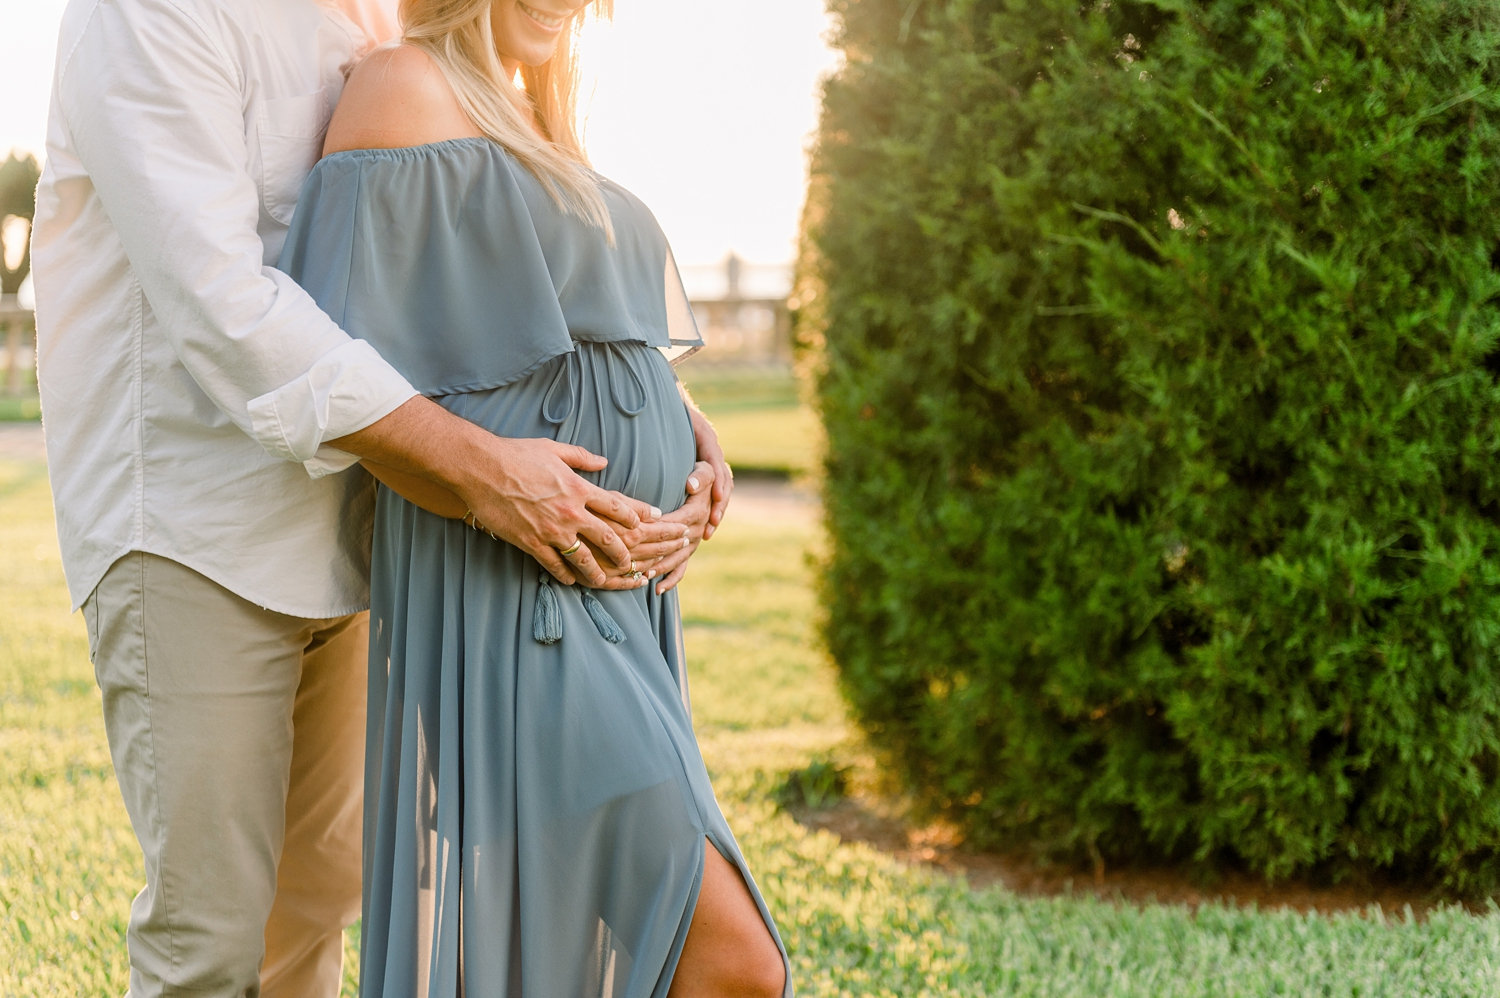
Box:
[683,392,733,539]
[578,461,716,593]
[581,496,696,591]
[650,461,715,594]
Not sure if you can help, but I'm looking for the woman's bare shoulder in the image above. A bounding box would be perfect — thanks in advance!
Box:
[323,43,482,155]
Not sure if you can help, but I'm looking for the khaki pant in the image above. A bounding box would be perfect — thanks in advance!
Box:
[85,553,366,998]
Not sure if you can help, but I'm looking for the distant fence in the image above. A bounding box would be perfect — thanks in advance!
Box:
[682,255,793,366]
[0,296,32,397]
[0,257,796,394]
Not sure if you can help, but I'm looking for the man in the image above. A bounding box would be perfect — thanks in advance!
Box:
[31,1,730,995]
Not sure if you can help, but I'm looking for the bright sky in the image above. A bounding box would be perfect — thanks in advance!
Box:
[0,0,841,267]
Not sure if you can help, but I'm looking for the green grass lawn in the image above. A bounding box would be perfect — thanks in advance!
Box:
[0,393,40,422]
[679,363,821,479]
[5,452,1500,996]
[0,330,40,421]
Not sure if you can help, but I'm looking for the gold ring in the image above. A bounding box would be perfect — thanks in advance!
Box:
[558,539,583,557]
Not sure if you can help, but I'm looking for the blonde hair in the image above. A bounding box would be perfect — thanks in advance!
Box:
[398,0,615,234]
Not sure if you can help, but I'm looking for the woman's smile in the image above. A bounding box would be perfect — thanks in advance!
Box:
[516,1,567,31]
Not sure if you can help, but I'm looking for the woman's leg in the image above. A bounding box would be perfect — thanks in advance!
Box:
[668,841,786,998]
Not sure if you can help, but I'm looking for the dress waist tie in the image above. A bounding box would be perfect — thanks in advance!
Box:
[532,344,649,646]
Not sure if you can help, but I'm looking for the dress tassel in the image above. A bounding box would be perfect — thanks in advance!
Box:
[580,590,626,644]
[533,573,563,644]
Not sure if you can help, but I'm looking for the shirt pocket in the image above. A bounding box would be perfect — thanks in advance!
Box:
[255,92,332,225]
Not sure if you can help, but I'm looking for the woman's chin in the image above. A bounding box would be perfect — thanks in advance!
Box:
[501,43,562,69]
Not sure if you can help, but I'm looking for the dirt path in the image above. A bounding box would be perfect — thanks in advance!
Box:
[722,473,817,527]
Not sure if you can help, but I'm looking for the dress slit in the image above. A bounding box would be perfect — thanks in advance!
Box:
[362,343,791,997]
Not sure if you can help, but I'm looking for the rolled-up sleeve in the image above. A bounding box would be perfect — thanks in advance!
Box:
[247,336,416,475]
[57,0,415,474]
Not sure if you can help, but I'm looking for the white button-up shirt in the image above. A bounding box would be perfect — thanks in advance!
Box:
[33,0,417,615]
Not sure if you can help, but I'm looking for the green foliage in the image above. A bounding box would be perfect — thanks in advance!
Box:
[803,0,1500,890]
[0,151,40,295]
[774,755,854,809]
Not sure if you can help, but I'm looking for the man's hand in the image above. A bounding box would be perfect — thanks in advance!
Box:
[333,396,673,588]
[457,435,664,587]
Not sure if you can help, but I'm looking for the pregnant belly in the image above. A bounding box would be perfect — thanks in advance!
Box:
[439,340,697,514]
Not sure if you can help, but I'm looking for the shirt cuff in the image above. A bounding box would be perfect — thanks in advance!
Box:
[246,338,418,478]
[301,443,365,479]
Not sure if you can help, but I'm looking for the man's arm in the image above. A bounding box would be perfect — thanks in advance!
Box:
[334,396,686,586]
[58,3,674,584]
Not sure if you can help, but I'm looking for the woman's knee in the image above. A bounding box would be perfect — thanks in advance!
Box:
[729,944,786,998]
[673,842,787,998]
[715,911,785,998]
[684,945,784,998]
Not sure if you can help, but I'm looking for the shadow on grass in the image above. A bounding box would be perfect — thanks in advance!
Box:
[784,787,1489,921]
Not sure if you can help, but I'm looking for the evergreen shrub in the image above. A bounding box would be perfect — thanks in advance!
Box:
[800,0,1500,889]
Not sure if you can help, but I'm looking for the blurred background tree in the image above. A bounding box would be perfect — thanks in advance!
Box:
[800,0,1500,891]
[0,151,40,296]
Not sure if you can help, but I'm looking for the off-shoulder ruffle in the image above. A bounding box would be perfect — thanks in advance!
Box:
[279,137,702,397]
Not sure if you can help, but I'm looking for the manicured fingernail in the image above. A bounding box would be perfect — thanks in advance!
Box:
[648,569,658,579]
[688,476,700,491]
[650,506,662,519]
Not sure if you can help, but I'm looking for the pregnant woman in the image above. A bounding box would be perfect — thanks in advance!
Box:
[278,1,792,996]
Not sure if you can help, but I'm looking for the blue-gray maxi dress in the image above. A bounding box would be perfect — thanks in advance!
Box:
[279,138,792,997]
